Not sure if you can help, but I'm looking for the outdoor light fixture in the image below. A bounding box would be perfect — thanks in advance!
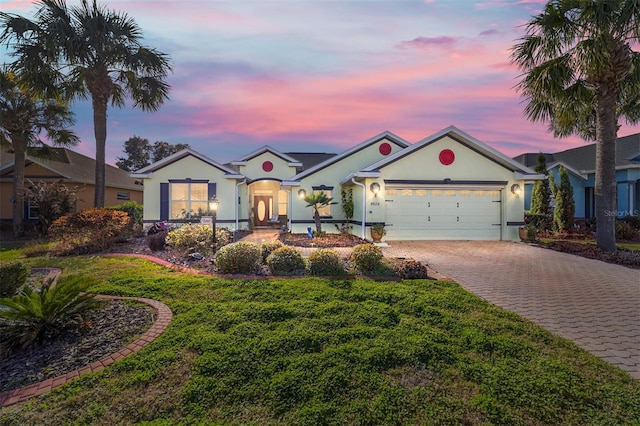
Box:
[510,184,522,198]
[209,196,220,254]
[370,182,381,197]
[298,188,307,199]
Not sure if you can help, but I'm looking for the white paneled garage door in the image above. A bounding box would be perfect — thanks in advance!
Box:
[384,187,502,240]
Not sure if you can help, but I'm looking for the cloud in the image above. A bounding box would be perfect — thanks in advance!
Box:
[397,36,458,50]
[479,29,500,36]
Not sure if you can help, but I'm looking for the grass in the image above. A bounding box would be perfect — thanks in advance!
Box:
[0,255,639,425]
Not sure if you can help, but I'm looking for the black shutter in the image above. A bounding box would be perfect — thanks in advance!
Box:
[160,183,169,221]
[208,183,217,201]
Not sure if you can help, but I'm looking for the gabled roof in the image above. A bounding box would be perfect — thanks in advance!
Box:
[514,133,640,172]
[361,125,539,176]
[284,131,410,183]
[230,145,302,167]
[547,161,587,180]
[285,152,337,171]
[0,148,141,190]
[131,148,244,179]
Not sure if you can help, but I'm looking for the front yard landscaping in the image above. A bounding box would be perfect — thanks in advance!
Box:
[0,246,638,424]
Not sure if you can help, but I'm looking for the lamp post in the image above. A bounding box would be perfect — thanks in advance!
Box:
[209,196,220,254]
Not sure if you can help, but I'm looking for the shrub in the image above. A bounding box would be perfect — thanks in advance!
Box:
[146,231,167,251]
[261,239,284,263]
[167,224,214,256]
[307,249,347,276]
[0,276,104,355]
[214,241,262,274]
[351,243,383,273]
[166,225,233,256]
[106,201,144,237]
[266,246,306,276]
[267,246,306,275]
[392,259,429,280]
[616,220,640,241]
[524,212,552,232]
[49,208,131,255]
[0,262,29,297]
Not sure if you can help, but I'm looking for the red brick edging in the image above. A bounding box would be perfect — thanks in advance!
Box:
[0,270,173,408]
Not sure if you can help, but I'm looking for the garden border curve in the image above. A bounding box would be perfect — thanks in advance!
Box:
[0,268,173,408]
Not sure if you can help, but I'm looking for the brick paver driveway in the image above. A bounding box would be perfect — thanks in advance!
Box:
[382,241,640,380]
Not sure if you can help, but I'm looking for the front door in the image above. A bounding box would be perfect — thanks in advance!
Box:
[254,196,272,226]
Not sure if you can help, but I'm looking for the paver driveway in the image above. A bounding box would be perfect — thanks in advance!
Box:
[382,241,640,380]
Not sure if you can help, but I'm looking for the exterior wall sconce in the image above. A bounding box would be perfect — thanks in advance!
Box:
[297,188,307,199]
[510,184,522,198]
[370,182,381,197]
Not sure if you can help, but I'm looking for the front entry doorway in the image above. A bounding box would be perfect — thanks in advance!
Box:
[254,195,273,226]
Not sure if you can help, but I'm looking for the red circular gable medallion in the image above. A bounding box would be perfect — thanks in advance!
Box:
[262,161,273,172]
[379,142,392,155]
[439,149,455,165]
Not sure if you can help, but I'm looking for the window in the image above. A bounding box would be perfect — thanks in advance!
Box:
[314,189,333,216]
[278,190,288,215]
[170,182,208,219]
[117,191,130,200]
[27,202,39,220]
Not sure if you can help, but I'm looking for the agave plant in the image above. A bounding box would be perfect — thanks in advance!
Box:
[0,276,103,354]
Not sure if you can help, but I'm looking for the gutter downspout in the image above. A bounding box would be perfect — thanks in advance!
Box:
[351,177,366,240]
[285,188,292,231]
[235,179,245,231]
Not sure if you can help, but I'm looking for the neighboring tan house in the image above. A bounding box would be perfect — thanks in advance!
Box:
[514,133,640,219]
[132,126,542,241]
[0,148,143,227]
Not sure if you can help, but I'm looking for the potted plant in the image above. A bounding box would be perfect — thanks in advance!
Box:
[370,223,386,243]
[519,224,537,242]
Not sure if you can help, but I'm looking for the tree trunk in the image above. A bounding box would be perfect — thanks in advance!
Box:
[594,84,618,252]
[92,94,108,208]
[314,209,322,234]
[11,132,26,238]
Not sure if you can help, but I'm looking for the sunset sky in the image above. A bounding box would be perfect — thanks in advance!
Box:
[2,0,639,167]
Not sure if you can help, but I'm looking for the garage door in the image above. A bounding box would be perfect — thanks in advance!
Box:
[384,187,502,240]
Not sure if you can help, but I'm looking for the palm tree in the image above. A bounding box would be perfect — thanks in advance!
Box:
[304,191,337,235]
[0,0,172,208]
[511,0,640,251]
[0,68,78,237]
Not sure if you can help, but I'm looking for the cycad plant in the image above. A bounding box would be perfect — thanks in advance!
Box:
[0,276,103,355]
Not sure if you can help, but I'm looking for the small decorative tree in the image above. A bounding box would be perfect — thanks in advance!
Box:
[553,166,575,233]
[530,153,551,217]
[304,191,337,235]
[24,180,79,236]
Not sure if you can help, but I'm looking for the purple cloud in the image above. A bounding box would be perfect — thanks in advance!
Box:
[397,36,457,50]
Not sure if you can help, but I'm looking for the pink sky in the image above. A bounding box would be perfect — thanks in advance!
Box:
[2,0,638,166]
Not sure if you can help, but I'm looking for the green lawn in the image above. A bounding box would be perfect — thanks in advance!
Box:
[1,255,639,425]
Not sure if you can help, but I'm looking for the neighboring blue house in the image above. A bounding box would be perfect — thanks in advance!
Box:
[514,133,640,219]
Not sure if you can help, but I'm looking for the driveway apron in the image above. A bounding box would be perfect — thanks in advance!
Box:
[382,241,640,380]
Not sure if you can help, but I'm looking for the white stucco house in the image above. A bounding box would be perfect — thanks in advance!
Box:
[131,126,542,241]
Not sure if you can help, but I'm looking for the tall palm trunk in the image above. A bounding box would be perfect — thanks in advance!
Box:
[314,209,322,234]
[594,84,618,252]
[11,132,26,237]
[89,79,110,208]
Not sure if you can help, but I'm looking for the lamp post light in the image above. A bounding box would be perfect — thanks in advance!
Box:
[209,196,220,254]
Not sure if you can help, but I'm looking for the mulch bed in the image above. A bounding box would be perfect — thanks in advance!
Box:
[539,240,640,268]
[278,233,367,247]
[0,300,155,393]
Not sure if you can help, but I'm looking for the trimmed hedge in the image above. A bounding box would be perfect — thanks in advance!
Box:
[214,241,262,274]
